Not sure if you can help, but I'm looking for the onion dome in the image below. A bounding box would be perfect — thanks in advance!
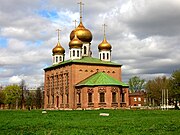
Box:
[52,42,65,55]
[69,34,83,49]
[70,22,92,43]
[98,37,112,51]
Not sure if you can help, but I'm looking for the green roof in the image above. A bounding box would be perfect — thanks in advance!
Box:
[76,72,128,87]
[44,57,121,70]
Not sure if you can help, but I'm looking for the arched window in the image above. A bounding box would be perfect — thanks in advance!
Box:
[122,93,125,102]
[84,46,87,54]
[77,50,79,57]
[107,53,109,60]
[57,96,59,107]
[56,56,58,62]
[112,92,116,103]
[88,93,92,103]
[77,93,81,103]
[59,56,62,61]
[66,94,69,103]
[103,53,105,59]
[100,53,101,59]
[100,93,105,102]
[73,50,75,56]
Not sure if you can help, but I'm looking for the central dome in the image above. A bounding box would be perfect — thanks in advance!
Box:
[70,22,92,43]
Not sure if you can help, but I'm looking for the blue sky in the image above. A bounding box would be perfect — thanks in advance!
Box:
[0,0,180,87]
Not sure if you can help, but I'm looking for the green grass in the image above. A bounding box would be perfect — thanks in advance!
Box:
[0,109,179,135]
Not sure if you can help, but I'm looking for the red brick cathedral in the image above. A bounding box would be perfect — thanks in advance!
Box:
[44,1,129,110]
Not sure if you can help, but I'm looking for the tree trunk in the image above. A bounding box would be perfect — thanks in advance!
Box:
[16,98,18,110]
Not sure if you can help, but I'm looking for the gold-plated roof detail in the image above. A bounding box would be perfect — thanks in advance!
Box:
[69,34,83,48]
[70,22,92,43]
[52,29,65,55]
[98,37,112,50]
[52,41,65,55]
[98,24,111,51]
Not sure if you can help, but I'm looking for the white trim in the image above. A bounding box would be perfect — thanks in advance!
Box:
[99,50,111,61]
[70,48,82,60]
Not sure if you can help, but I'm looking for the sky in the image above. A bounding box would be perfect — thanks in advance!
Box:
[0,0,180,87]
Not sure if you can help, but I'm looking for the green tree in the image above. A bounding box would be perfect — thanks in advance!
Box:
[36,87,43,109]
[146,76,169,106]
[169,69,180,109]
[3,85,21,109]
[19,79,26,109]
[128,76,145,92]
[0,90,6,108]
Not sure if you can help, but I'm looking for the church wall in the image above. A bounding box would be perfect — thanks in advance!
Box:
[44,63,127,110]
[75,86,128,109]
[72,64,122,85]
[44,64,75,110]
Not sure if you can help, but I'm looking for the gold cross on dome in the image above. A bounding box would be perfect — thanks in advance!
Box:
[102,24,107,38]
[56,29,61,41]
[77,0,84,22]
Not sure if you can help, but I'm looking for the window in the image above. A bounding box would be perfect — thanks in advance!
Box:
[88,93,92,103]
[122,93,125,102]
[66,94,69,103]
[73,50,75,56]
[138,97,141,101]
[107,53,109,59]
[100,53,101,59]
[100,93,105,102]
[57,96,59,107]
[84,46,87,54]
[103,53,105,59]
[77,50,79,57]
[77,93,81,103]
[56,56,58,62]
[134,97,137,101]
[59,56,62,61]
[112,92,116,103]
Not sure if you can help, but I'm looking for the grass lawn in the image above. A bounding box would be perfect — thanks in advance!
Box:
[0,109,179,135]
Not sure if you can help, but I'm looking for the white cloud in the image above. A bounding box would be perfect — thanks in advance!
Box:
[9,75,22,84]
[0,0,180,86]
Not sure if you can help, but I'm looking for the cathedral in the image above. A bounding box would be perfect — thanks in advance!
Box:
[44,1,129,110]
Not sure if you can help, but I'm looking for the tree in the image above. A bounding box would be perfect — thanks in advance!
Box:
[3,85,21,109]
[146,76,169,106]
[19,79,26,110]
[0,90,6,108]
[169,69,180,109]
[36,87,43,109]
[128,76,145,92]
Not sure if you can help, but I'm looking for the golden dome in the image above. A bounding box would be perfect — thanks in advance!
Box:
[69,34,83,49]
[52,42,65,55]
[70,22,92,43]
[98,37,112,51]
